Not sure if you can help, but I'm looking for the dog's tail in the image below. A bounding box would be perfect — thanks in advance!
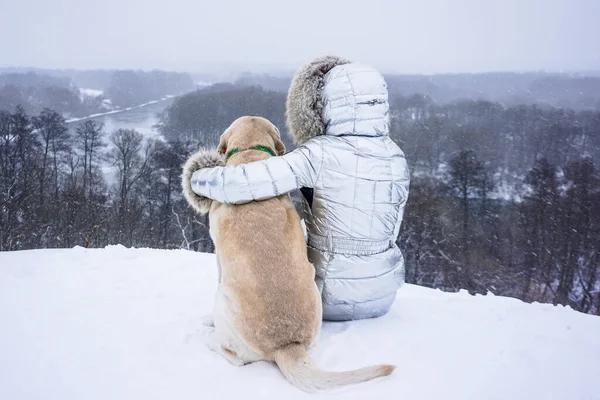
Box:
[273,344,394,392]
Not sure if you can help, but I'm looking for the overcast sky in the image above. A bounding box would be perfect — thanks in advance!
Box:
[1,0,599,74]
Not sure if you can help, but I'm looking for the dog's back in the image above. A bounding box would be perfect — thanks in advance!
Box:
[209,149,320,356]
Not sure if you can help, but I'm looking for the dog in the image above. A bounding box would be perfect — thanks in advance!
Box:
[182,116,395,392]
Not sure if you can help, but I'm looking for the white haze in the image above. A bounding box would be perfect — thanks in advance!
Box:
[0,0,599,74]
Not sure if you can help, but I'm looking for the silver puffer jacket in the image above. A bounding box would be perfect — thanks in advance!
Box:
[189,56,410,321]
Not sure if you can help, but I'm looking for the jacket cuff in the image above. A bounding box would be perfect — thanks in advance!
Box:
[181,148,224,214]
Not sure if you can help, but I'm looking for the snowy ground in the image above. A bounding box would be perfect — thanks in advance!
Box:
[1,247,599,400]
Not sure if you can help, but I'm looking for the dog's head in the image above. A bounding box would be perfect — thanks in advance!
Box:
[217,116,286,163]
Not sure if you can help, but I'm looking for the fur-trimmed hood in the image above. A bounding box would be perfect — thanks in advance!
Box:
[285,55,390,144]
[181,149,224,214]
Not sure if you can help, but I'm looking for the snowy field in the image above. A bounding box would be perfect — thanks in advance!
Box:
[1,247,599,400]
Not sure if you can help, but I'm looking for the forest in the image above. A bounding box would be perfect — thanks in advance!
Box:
[1,81,599,315]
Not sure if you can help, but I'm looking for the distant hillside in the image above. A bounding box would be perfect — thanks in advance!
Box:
[234,71,291,92]
[227,70,600,111]
[0,68,196,116]
[5,67,599,111]
[0,72,104,117]
[384,72,600,110]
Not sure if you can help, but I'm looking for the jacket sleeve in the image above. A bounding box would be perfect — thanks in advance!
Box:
[190,140,322,204]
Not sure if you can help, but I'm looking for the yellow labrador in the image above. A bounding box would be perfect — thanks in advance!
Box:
[183,116,394,392]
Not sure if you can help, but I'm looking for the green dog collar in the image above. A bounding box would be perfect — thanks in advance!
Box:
[226,145,276,162]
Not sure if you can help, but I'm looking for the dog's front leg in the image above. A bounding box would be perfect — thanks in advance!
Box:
[202,252,223,327]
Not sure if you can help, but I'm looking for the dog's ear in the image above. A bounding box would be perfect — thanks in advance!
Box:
[274,137,286,156]
[217,129,232,156]
[269,124,286,156]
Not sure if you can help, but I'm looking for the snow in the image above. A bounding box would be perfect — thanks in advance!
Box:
[78,88,104,99]
[0,247,599,400]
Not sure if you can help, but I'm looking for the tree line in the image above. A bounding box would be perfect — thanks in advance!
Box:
[0,105,213,254]
[390,93,600,314]
[1,83,599,315]
[400,151,599,314]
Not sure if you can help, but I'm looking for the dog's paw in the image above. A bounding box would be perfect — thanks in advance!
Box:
[222,351,247,367]
[201,314,215,327]
[202,329,219,350]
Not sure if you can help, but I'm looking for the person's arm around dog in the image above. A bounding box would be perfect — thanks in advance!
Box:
[189,139,323,204]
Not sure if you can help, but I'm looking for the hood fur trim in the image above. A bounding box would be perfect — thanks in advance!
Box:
[181,149,224,214]
[285,55,351,144]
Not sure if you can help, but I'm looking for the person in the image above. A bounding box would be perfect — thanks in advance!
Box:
[185,55,410,321]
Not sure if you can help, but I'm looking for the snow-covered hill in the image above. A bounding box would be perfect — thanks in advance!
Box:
[0,247,599,400]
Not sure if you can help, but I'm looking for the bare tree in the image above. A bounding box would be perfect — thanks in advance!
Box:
[520,158,560,301]
[0,107,38,249]
[108,129,153,246]
[448,150,489,250]
[75,120,106,197]
[33,108,70,207]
